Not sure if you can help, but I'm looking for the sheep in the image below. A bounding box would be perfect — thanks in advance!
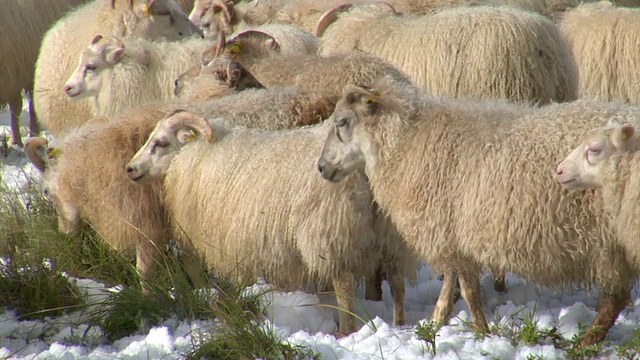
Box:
[558,2,640,105]
[316,4,579,105]
[0,0,88,147]
[202,31,414,98]
[125,110,417,335]
[63,34,211,120]
[23,58,336,288]
[33,0,202,136]
[556,119,640,270]
[316,76,640,347]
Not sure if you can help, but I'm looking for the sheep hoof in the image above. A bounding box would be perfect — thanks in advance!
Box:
[493,278,507,293]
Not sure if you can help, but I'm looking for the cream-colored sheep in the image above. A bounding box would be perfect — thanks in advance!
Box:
[63,34,210,120]
[317,4,578,104]
[559,2,640,104]
[126,110,417,335]
[317,77,639,347]
[33,0,201,136]
[556,119,640,269]
[0,0,88,146]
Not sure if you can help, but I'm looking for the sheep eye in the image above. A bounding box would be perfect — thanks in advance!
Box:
[335,117,347,127]
[174,79,182,88]
[86,65,97,71]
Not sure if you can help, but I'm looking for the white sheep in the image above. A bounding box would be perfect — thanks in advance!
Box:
[63,34,210,119]
[556,119,640,270]
[33,0,201,136]
[23,59,335,286]
[316,76,639,347]
[0,0,88,146]
[559,2,640,104]
[316,3,578,105]
[126,110,417,335]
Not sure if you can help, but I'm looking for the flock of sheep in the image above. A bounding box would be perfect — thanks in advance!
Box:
[3,0,640,348]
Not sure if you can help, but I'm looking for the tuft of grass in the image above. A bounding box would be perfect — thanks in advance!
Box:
[616,329,640,360]
[0,257,84,320]
[415,320,440,355]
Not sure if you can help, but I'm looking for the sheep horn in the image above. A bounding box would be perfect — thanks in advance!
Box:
[315,3,354,37]
[342,84,379,100]
[24,137,49,172]
[165,111,214,143]
[230,29,280,51]
[212,0,235,25]
[91,34,104,45]
[372,1,398,14]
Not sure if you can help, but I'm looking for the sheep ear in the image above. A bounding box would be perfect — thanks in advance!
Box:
[612,123,637,151]
[91,34,104,45]
[607,117,623,127]
[176,129,200,144]
[226,61,264,90]
[105,46,125,65]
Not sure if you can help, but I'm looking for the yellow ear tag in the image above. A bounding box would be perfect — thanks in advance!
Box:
[367,89,381,103]
[142,4,152,16]
[225,44,242,54]
[47,148,62,159]
[185,129,199,143]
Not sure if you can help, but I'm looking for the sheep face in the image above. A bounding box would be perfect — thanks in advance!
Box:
[174,57,264,100]
[127,110,213,184]
[555,119,638,190]
[318,84,380,183]
[23,138,81,234]
[64,36,127,99]
[189,0,235,39]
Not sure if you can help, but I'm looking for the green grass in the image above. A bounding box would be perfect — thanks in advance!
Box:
[0,175,316,357]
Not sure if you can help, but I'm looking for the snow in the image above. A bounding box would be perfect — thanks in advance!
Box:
[1,104,639,359]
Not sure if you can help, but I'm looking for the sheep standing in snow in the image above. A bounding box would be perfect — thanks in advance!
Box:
[126,110,417,335]
[317,77,639,347]
[33,0,201,136]
[556,119,640,270]
[63,34,210,119]
[559,2,640,104]
[23,60,335,286]
[316,4,578,104]
[0,0,88,146]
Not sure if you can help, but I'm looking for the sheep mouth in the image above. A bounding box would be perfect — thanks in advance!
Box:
[128,174,145,182]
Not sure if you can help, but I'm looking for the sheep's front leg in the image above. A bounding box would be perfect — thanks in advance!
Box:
[333,271,356,336]
[180,242,207,288]
[387,269,406,326]
[579,286,631,348]
[458,269,488,332]
[432,271,457,324]
[136,236,162,293]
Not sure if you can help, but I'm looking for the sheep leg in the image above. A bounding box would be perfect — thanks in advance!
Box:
[8,93,23,147]
[25,90,40,137]
[432,271,457,324]
[180,242,207,288]
[492,268,506,293]
[579,287,631,348]
[458,270,488,332]
[365,265,383,301]
[387,269,406,326]
[135,237,162,292]
[333,271,356,336]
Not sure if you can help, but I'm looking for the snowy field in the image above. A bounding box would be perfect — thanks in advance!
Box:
[1,104,639,359]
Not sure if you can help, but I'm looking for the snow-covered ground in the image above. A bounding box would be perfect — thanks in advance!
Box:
[1,104,639,359]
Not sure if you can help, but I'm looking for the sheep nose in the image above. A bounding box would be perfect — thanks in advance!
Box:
[556,167,563,176]
[64,85,72,94]
[126,165,134,174]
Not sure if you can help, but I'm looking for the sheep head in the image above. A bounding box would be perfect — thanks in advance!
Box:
[555,118,640,190]
[127,110,213,184]
[174,57,265,100]
[115,0,203,40]
[64,35,136,99]
[318,83,382,183]
[23,137,80,235]
[189,0,238,39]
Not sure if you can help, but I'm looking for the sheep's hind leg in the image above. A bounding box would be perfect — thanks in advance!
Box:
[365,265,383,301]
[432,271,457,325]
[387,269,406,326]
[8,93,23,147]
[579,286,631,348]
[492,268,507,293]
[333,271,356,336]
[458,269,488,333]
[25,90,40,137]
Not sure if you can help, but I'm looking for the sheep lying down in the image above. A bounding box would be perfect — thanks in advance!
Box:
[125,110,418,335]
